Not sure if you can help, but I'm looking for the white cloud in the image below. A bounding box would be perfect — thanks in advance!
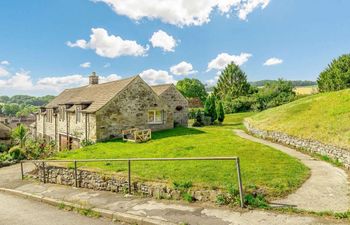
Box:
[149,30,177,52]
[1,60,10,65]
[67,28,148,58]
[0,69,123,95]
[263,57,283,66]
[140,69,176,85]
[80,62,91,68]
[0,70,33,90]
[103,63,111,68]
[170,61,197,76]
[207,52,252,71]
[0,67,10,77]
[235,0,270,20]
[94,0,270,26]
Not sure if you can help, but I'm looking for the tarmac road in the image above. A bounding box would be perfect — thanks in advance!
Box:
[0,192,122,225]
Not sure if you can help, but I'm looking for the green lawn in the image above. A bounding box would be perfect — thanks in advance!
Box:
[247,89,350,150]
[54,112,309,198]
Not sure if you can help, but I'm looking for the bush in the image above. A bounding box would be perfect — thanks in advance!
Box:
[204,95,217,124]
[8,146,25,160]
[188,108,204,119]
[224,96,257,114]
[216,101,225,123]
[317,54,350,92]
[81,139,95,147]
[0,143,9,153]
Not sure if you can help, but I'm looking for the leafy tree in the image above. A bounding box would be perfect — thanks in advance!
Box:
[11,124,28,148]
[216,101,225,123]
[317,54,350,92]
[204,95,217,123]
[0,96,10,103]
[214,63,251,101]
[2,103,21,116]
[253,79,295,111]
[176,78,208,103]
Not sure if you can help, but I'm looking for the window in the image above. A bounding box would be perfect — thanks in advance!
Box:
[148,110,163,124]
[46,109,52,123]
[59,107,65,121]
[76,106,81,123]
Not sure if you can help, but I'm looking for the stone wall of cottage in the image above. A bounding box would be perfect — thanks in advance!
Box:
[96,77,173,141]
[35,107,97,149]
[30,165,222,202]
[159,85,188,127]
[244,121,350,169]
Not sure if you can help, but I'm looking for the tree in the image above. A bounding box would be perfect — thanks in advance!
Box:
[11,124,28,148]
[216,101,225,123]
[204,95,217,123]
[317,54,350,92]
[214,63,251,101]
[176,78,208,103]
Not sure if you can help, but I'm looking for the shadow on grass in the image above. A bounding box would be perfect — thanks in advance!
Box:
[101,127,205,143]
[152,127,205,140]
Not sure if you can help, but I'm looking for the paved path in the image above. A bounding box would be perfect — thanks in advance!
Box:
[235,130,350,212]
[0,164,346,225]
[0,192,123,225]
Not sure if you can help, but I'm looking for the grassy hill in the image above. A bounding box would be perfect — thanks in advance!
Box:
[247,89,350,150]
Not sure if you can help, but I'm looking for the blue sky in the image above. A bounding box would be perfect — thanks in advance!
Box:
[0,0,349,96]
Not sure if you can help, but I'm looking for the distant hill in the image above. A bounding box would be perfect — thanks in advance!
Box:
[250,80,317,87]
[246,89,350,150]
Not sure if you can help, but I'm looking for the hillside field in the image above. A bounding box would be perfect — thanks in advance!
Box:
[247,89,350,150]
[54,113,309,198]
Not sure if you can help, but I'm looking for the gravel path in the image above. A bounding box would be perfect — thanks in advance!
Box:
[235,129,349,212]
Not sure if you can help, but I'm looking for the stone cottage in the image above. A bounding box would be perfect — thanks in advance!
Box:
[33,73,188,150]
[151,84,188,126]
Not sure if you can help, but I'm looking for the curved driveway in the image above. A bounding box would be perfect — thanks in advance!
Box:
[235,130,349,212]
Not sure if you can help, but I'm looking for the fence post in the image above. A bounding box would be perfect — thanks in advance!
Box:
[42,161,46,184]
[236,157,244,208]
[74,160,78,188]
[20,162,24,180]
[128,160,131,195]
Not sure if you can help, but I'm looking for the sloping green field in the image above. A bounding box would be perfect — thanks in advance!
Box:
[247,89,350,150]
[54,113,309,197]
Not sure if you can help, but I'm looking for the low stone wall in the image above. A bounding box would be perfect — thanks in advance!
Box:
[244,121,350,169]
[29,165,222,202]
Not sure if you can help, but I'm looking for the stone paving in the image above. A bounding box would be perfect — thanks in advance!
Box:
[0,163,347,225]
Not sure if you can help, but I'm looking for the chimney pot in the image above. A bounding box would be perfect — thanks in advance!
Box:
[89,72,99,85]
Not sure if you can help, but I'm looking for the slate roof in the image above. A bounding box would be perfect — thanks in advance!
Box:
[151,84,173,96]
[45,76,137,113]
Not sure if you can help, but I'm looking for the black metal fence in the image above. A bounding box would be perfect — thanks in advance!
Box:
[21,156,244,207]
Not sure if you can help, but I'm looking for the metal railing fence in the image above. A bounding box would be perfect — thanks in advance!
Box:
[21,156,244,207]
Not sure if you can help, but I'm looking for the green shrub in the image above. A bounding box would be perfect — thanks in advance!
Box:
[224,96,257,113]
[182,193,195,203]
[81,139,95,147]
[173,181,193,190]
[317,54,350,92]
[0,143,9,153]
[244,193,269,208]
[8,146,25,160]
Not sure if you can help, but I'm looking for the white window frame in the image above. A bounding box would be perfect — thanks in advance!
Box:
[148,110,163,124]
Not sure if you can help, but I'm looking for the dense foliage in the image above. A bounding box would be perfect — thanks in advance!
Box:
[250,80,316,87]
[214,63,251,101]
[0,95,54,117]
[212,63,296,114]
[317,54,350,92]
[204,94,217,124]
[176,78,208,103]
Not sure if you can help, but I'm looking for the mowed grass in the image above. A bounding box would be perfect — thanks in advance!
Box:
[247,89,350,150]
[54,112,309,197]
[293,86,319,95]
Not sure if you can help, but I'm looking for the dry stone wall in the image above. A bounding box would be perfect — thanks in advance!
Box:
[244,121,350,169]
[30,165,222,202]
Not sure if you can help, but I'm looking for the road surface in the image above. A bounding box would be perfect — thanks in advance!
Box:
[0,192,122,225]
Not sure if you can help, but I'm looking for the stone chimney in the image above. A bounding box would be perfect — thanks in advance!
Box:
[89,72,99,85]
